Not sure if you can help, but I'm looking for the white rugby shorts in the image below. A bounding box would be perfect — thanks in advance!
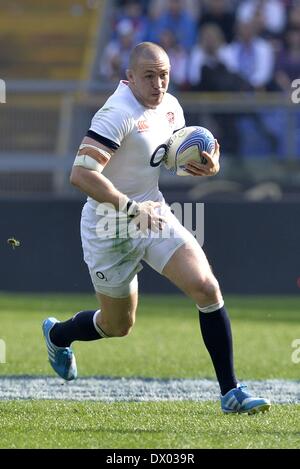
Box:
[80,201,198,298]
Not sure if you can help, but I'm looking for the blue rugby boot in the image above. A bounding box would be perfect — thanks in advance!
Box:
[42,317,77,381]
[221,384,271,415]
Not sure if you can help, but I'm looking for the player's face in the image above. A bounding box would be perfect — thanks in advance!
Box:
[127,55,170,109]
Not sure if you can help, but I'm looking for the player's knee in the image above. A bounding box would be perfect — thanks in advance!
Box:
[203,278,221,299]
[191,276,222,303]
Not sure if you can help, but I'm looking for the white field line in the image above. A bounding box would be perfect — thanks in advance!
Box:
[0,377,299,403]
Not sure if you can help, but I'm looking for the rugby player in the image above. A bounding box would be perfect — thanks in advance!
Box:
[43,42,270,414]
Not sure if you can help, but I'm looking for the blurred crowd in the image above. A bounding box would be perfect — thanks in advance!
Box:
[100,0,300,94]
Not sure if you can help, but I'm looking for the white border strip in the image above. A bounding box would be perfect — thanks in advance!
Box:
[0,377,299,403]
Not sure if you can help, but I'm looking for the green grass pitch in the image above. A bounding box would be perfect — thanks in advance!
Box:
[0,293,299,449]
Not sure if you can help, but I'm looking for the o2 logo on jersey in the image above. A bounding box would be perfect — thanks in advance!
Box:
[150,144,168,167]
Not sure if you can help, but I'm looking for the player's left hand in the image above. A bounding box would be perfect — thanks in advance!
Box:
[185,140,220,177]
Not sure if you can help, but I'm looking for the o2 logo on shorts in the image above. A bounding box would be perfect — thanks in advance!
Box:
[96,271,108,281]
[150,144,168,167]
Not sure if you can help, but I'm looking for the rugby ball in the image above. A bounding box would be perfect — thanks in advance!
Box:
[165,126,215,176]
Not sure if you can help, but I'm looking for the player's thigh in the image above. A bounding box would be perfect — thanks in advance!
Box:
[162,241,222,303]
[95,289,138,335]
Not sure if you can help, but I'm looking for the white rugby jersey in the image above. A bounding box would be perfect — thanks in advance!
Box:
[87,81,185,205]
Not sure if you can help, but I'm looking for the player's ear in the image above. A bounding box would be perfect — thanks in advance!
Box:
[126,68,134,84]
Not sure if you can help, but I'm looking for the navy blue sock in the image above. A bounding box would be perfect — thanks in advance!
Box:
[198,306,238,395]
[50,310,103,347]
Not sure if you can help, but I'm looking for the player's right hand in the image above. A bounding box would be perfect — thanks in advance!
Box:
[185,140,220,177]
[133,201,166,233]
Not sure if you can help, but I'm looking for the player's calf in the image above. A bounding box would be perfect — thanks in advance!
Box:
[96,291,138,338]
[96,313,135,337]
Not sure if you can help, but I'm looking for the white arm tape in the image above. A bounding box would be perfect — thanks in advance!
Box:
[79,144,112,161]
[119,194,130,212]
[73,144,112,172]
[118,194,139,217]
[73,155,102,172]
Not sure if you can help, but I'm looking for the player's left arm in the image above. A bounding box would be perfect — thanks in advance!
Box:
[185,139,220,177]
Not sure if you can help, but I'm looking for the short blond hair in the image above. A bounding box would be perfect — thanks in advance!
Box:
[128,42,170,70]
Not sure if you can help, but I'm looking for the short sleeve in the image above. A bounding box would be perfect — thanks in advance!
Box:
[173,98,186,132]
[88,106,133,150]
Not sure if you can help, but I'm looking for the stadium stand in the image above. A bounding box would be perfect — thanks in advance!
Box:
[0,0,102,80]
[0,0,300,198]
[0,0,106,194]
